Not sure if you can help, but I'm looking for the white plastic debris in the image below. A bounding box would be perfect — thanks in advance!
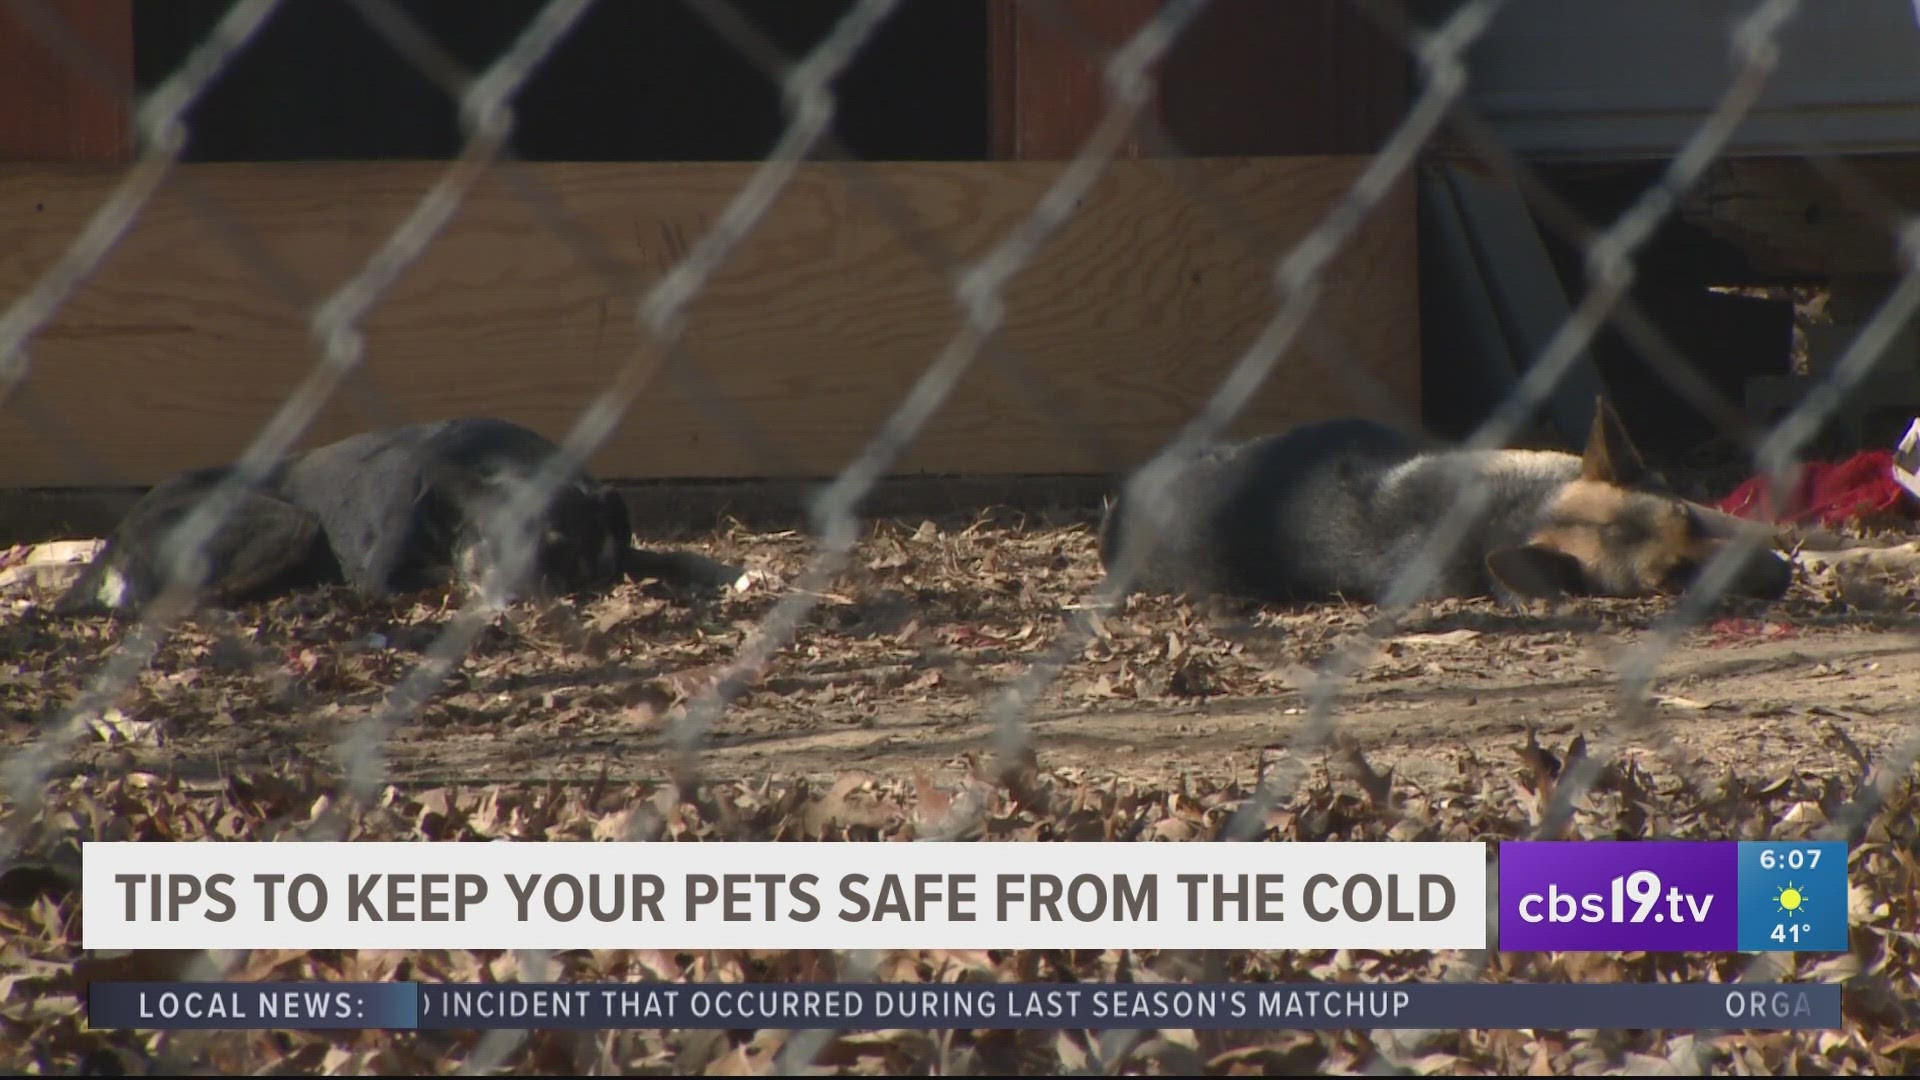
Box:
[0,538,104,594]
[732,568,778,594]
[1893,417,1920,504]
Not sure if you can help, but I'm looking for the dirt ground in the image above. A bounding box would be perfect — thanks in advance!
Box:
[5,508,1918,798]
[7,505,1920,1075]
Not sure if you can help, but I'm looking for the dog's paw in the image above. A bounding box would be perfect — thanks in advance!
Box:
[620,548,747,596]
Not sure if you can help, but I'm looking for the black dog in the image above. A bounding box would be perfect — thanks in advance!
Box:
[60,417,717,614]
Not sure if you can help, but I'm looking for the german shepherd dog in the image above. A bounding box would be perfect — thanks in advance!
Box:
[60,417,730,613]
[1098,401,1794,605]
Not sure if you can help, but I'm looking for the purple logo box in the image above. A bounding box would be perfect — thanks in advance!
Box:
[1498,842,1738,952]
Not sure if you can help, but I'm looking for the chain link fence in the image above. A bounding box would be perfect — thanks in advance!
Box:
[3,0,1919,1072]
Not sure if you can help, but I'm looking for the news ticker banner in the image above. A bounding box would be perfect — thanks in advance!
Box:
[86,981,1842,1031]
[80,839,1849,953]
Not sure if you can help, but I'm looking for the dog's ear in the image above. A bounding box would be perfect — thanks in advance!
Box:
[600,489,632,542]
[1487,544,1587,598]
[1580,396,1650,486]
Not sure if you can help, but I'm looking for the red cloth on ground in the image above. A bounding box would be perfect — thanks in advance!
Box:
[1714,450,1915,527]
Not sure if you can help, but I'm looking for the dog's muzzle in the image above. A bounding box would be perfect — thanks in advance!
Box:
[1666,547,1794,600]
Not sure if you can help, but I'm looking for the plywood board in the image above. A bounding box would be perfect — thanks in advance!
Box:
[0,157,1416,487]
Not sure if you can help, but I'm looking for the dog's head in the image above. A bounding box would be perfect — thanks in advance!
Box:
[454,477,631,603]
[1486,401,1794,602]
[527,483,631,595]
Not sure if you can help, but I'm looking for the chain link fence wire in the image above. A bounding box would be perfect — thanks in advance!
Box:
[4,0,1920,1070]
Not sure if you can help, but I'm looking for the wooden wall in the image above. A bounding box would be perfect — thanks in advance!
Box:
[0,158,1417,487]
[0,0,132,164]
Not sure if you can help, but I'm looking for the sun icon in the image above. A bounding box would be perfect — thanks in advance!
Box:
[1774,882,1807,915]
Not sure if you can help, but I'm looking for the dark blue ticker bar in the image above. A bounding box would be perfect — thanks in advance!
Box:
[86,981,1841,1031]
